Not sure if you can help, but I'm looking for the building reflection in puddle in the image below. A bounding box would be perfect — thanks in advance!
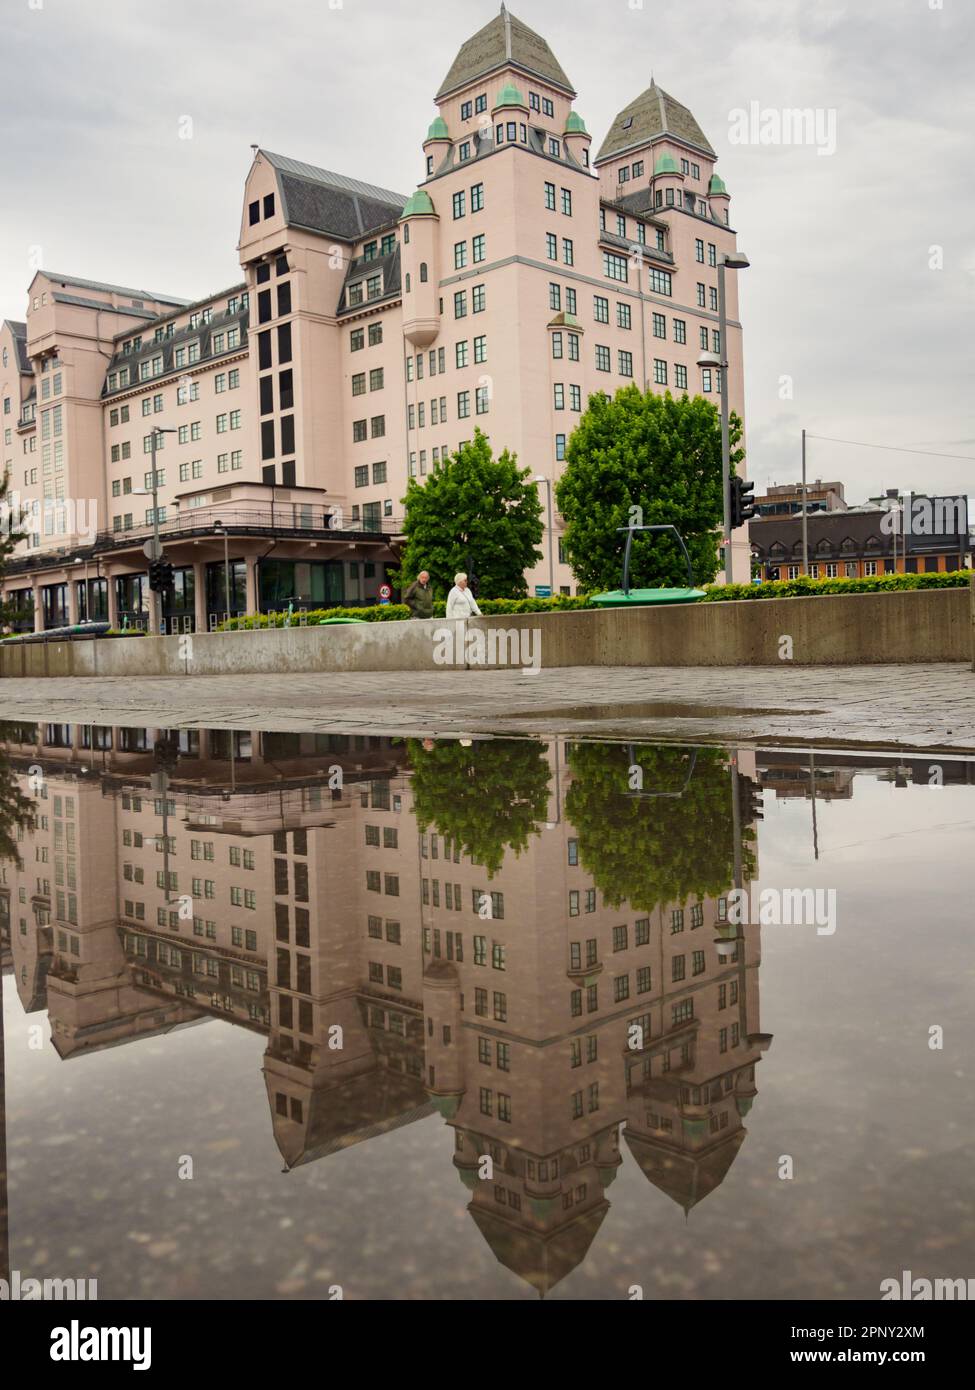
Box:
[1,721,770,1295]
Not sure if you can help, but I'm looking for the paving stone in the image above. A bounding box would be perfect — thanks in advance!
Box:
[1,663,973,750]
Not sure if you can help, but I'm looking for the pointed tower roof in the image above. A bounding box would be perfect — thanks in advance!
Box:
[437,5,575,101]
[596,79,715,163]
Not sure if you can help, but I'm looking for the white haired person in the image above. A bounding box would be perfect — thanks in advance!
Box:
[445,572,482,619]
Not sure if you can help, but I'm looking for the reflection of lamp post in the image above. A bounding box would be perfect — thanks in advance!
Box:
[532,474,555,596]
[697,251,750,583]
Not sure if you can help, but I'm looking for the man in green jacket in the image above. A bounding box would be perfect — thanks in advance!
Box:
[404,570,433,619]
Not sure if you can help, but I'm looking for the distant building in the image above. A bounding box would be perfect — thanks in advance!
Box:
[749,493,970,580]
[754,478,847,519]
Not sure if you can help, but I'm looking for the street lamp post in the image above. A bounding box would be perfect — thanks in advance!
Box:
[213,520,231,623]
[697,251,750,583]
[134,427,177,634]
[532,474,555,596]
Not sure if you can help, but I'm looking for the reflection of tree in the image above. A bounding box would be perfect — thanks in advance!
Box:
[0,725,35,867]
[566,744,755,911]
[407,739,550,879]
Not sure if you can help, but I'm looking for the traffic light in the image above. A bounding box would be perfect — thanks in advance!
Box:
[730,476,757,529]
[148,558,174,592]
[153,734,180,772]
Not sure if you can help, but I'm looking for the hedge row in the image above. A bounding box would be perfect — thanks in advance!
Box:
[702,570,973,602]
[217,571,972,627]
[218,594,592,629]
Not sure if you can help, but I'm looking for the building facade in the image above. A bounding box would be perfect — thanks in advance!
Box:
[1,6,748,633]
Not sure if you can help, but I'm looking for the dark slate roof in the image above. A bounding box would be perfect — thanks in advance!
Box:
[102,300,249,397]
[614,183,722,225]
[261,151,407,241]
[6,320,31,373]
[52,292,160,320]
[437,5,574,100]
[596,80,715,162]
[427,120,587,183]
[336,245,402,315]
[750,505,969,557]
[39,271,189,307]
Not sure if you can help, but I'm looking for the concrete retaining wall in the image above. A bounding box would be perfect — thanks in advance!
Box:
[1,585,972,678]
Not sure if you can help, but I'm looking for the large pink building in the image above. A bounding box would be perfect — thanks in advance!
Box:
[0,6,747,634]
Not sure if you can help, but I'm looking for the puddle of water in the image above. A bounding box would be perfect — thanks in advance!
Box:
[508,701,823,721]
[1,721,972,1301]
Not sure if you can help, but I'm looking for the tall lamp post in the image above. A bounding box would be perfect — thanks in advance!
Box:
[213,519,231,623]
[697,251,750,583]
[133,426,177,633]
[532,474,555,596]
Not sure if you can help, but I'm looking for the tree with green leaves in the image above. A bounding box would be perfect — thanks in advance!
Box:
[555,386,744,592]
[398,429,543,600]
[406,737,550,879]
[0,725,37,868]
[565,743,755,912]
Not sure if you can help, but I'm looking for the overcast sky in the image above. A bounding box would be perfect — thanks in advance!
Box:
[2,0,973,500]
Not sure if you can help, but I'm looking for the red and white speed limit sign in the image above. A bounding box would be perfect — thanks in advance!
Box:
[379,583,392,600]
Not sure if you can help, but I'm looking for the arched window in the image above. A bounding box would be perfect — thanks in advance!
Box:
[405,273,411,293]
[419,263,428,283]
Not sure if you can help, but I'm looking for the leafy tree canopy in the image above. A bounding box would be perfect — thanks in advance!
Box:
[406,737,550,879]
[555,386,744,591]
[565,743,755,912]
[398,429,543,600]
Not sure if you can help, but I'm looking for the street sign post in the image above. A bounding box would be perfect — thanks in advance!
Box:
[378,583,392,606]
[143,537,163,561]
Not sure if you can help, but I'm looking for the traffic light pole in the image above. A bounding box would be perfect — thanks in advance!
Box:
[150,431,162,636]
[718,260,732,582]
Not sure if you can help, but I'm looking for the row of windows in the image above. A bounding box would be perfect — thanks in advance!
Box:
[351,367,385,395]
[451,183,485,218]
[453,234,486,269]
[350,322,384,351]
[354,461,387,487]
[359,233,397,261]
[543,181,573,216]
[599,209,667,252]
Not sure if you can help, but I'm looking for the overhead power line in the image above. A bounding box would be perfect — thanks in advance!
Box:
[805,434,975,463]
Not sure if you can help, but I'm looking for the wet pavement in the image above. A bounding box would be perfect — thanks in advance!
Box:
[1,717,972,1300]
[0,661,973,749]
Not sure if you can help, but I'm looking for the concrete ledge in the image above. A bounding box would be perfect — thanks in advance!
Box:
[1,587,970,678]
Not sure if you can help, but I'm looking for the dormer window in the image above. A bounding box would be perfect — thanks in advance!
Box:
[622,116,633,130]
[348,281,364,307]
[549,137,560,157]
[459,141,471,161]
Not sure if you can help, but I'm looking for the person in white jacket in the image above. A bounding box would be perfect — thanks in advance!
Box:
[445,572,482,619]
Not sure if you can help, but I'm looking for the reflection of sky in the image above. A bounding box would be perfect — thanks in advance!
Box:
[3,763,973,1301]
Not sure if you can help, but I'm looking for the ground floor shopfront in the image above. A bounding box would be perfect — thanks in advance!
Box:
[2,534,399,634]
